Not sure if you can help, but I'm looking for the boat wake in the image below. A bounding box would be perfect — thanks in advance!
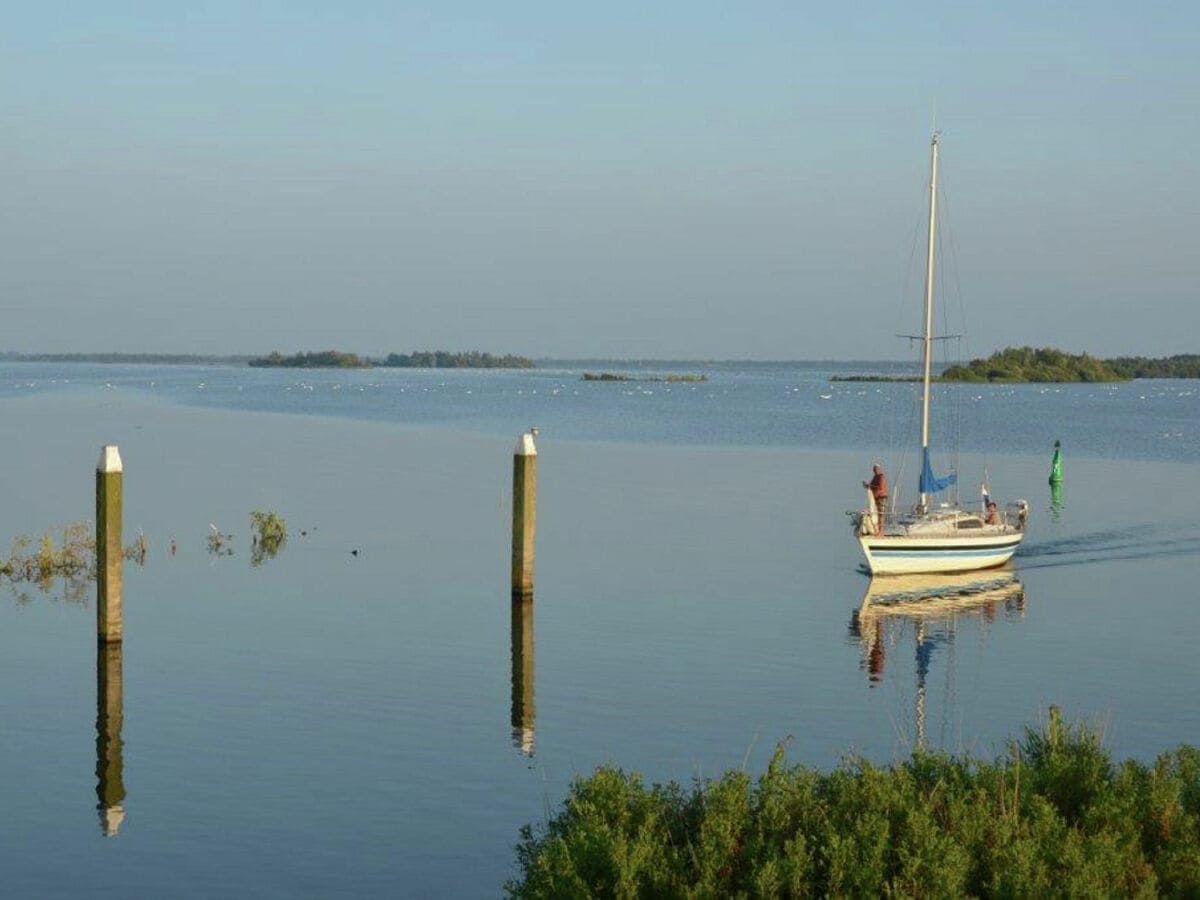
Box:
[1016,522,1200,569]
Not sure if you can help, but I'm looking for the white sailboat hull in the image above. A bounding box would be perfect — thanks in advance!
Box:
[858,530,1023,575]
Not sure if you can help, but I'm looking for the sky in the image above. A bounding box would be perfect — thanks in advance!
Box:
[2,1,1197,359]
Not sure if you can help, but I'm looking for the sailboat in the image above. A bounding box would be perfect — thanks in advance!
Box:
[852,133,1028,575]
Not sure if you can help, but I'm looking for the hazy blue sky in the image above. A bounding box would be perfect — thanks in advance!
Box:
[2,1,1196,359]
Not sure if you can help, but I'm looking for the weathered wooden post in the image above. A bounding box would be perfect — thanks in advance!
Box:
[96,642,126,836]
[510,596,535,756]
[511,431,537,600]
[96,445,123,644]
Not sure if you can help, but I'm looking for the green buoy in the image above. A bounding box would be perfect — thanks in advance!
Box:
[1049,439,1063,486]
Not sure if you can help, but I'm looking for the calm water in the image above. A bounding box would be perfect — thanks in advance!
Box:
[4,359,1197,461]
[2,362,1198,897]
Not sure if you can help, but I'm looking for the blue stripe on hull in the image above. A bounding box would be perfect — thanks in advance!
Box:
[869,544,1020,559]
[864,542,1022,556]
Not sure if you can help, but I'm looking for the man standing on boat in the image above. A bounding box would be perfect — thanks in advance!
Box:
[864,463,889,530]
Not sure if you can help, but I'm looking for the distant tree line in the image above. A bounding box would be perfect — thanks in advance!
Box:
[248,350,370,369]
[246,350,535,369]
[1105,354,1200,379]
[0,352,250,364]
[378,351,534,369]
[582,372,707,382]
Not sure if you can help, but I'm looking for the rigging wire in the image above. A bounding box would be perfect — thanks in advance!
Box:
[940,161,993,507]
[882,154,937,510]
[935,165,972,507]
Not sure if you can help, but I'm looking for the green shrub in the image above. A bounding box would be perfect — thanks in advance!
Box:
[507,716,1200,898]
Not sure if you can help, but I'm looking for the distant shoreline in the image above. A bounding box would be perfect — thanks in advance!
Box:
[2,349,1197,379]
[0,352,254,365]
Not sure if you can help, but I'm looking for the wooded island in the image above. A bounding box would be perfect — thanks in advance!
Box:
[833,348,1200,383]
[247,350,535,369]
[942,348,1200,382]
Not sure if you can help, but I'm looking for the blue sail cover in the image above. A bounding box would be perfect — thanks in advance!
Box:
[919,447,957,494]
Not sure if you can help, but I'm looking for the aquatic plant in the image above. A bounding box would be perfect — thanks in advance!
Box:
[249,511,287,566]
[506,711,1200,898]
[0,522,96,601]
[123,530,149,566]
[207,524,234,557]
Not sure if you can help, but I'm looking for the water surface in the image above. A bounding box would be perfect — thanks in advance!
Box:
[1,366,1197,897]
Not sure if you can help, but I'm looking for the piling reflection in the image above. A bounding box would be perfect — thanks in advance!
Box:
[95,642,126,836]
[510,596,535,756]
[848,569,1026,749]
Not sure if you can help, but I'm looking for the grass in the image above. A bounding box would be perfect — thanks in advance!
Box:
[507,709,1200,898]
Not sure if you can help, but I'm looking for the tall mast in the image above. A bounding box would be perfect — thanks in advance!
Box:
[919,131,940,510]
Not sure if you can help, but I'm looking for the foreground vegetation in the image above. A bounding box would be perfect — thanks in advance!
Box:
[507,709,1200,898]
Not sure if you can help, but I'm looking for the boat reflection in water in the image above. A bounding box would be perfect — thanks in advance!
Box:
[510,596,535,756]
[96,642,126,836]
[849,568,1026,749]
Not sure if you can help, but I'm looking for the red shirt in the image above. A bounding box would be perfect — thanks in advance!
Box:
[869,472,888,499]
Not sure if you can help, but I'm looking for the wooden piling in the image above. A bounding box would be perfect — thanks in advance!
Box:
[96,642,126,836]
[511,432,537,599]
[96,445,123,644]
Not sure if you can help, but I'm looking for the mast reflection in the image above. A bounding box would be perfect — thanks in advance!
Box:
[849,568,1026,750]
[96,642,126,836]
[510,596,535,756]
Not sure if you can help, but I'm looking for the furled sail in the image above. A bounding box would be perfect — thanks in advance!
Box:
[919,447,957,494]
